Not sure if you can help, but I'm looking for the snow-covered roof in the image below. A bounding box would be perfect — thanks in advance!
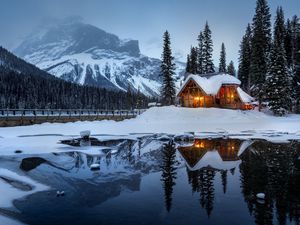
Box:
[177,73,241,96]
[188,150,241,171]
[179,140,254,171]
[237,87,254,103]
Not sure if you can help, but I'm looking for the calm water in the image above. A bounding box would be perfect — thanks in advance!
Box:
[0,136,299,225]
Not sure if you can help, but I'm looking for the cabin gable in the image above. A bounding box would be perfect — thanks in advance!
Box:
[179,79,214,108]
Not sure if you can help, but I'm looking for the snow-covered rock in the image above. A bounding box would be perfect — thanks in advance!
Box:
[80,130,90,139]
[14,17,185,97]
[90,163,100,170]
[256,193,265,199]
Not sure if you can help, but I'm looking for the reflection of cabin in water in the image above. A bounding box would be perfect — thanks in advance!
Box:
[177,73,254,110]
[177,139,252,171]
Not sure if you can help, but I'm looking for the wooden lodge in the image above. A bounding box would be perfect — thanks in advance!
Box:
[177,73,254,110]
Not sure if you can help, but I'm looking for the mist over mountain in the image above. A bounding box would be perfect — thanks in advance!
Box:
[14,17,185,97]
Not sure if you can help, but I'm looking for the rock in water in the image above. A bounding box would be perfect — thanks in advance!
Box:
[90,163,100,171]
[80,130,91,140]
[56,190,66,197]
[256,193,265,199]
[110,150,118,154]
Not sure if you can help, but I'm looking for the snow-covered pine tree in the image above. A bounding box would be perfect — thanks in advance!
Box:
[219,43,226,73]
[250,0,272,110]
[185,54,191,73]
[202,22,215,74]
[238,24,252,92]
[160,30,176,106]
[265,7,292,116]
[290,15,300,112]
[284,19,294,68]
[189,46,198,74]
[227,61,236,76]
[197,31,204,74]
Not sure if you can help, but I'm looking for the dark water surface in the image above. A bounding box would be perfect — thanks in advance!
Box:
[0,136,299,225]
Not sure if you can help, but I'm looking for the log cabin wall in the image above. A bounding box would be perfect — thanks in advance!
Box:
[179,81,246,109]
[215,85,243,109]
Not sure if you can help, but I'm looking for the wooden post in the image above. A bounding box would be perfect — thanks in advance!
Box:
[187,87,190,107]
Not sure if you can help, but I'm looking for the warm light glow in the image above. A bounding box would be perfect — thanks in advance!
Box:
[194,97,200,100]
[231,94,234,98]
[195,141,205,148]
[200,97,204,101]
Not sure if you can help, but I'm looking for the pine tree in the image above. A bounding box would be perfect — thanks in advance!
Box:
[185,54,191,73]
[219,43,226,73]
[161,140,177,212]
[238,24,252,92]
[290,15,300,112]
[227,61,236,76]
[265,7,292,116]
[284,19,294,68]
[250,0,272,110]
[160,30,176,106]
[197,31,204,74]
[202,22,215,74]
[189,46,198,74]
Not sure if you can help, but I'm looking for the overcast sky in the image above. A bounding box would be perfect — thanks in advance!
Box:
[0,0,299,65]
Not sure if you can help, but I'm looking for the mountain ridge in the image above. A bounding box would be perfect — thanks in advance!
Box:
[14,18,185,97]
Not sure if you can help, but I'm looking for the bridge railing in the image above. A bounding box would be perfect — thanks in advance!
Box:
[0,109,147,118]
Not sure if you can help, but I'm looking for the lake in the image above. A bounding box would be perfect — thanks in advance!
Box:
[0,135,299,225]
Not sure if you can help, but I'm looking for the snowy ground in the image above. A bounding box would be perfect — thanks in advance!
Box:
[0,106,299,139]
[0,106,299,156]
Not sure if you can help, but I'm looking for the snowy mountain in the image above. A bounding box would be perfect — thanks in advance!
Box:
[14,17,185,97]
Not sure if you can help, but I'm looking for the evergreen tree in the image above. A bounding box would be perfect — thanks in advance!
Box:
[284,19,294,68]
[250,0,272,110]
[185,54,191,73]
[160,31,176,106]
[221,170,227,194]
[189,46,198,74]
[238,24,252,92]
[202,22,215,74]
[290,15,300,112]
[197,31,204,74]
[227,61,236,76]
[265,7,291,116]
[219,43,227,73]
[161,140,177,212]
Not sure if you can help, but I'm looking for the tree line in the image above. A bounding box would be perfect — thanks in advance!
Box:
[0,66,150,110]
[160,0,300,116]
[0,46,152,109]
[238,0,300,115]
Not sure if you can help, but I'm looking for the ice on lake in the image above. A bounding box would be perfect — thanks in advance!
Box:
[0,134,299,225]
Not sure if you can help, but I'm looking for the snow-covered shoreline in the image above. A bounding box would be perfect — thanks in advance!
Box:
[0,106,298,157]
[0,106,299,138]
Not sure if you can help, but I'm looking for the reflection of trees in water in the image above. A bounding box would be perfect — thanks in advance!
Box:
[239,141,300,225]
[161,140,177,212]
[221,170,227,194]
[187,168,216,217]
